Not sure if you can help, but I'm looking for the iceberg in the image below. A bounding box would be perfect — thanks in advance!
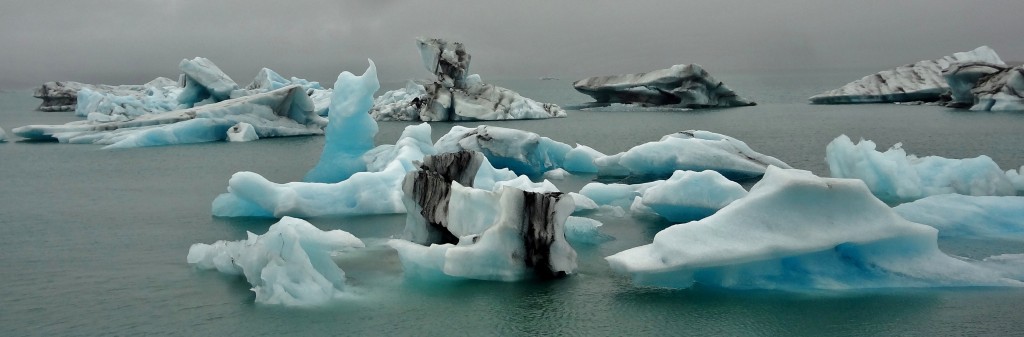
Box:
[593,130,792,180]
[389,185,577,281]
[73,78,182,118]
[304,60,380,183]
[226,122,258,142]
[941,62,1009,108]
[579,170,746,222]
[967,65,1024,111]
[0,125,6,142]
[434,125,573,176]
[563,216,611,244]
[178,57,239,102]
[606,167,1024,290]
[894,194,1024,240]
[573,64,755,108]
[34,79,176,112]
[370,37,566,121]
[14,84,324,149]
[826,135,1018,202]
[810,46,1005,104]
[187,216,365,306]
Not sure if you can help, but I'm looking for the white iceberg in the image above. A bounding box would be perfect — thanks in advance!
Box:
[593,130,791,180]
[810,46,1004,104]
[226,122,258,142]
[606,167,1024,290]
[894,194,1024,240]
[434,125,573,176]
[639,170,747,222]
[14,85,325,149]
[573,64,755,108]
[33,80,175,112]
[73,78,182,117]
[186,216,365,306]
[826,135,1018,202]
[178,57,239,102]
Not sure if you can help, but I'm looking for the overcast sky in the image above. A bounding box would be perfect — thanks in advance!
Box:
[1,0,1021,89]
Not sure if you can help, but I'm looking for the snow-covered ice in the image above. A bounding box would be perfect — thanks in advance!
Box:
[304,60,380,183]
[574,64,755,108]
[810,46,1004,104]
[606,167,1024,290]
[894,194,1024,240]
[826,135,1018,202]
[186,216,365,306]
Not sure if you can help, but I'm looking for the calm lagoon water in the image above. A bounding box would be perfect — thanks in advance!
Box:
[1,70,1023,336]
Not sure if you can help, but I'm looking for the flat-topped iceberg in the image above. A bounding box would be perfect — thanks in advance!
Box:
[826,135,1019,202]
[573,64,755,108]
[34,78,177,113]
[579,170,746,222]
[370,37,566,121]
[14,85,324,149]
[187,216,365,306]
[593,130,791,180]
[810,46,1004,104]
[606,167,1024,290]
[894,194,1024,239]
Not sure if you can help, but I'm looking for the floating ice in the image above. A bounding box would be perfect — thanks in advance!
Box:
[542,168,570,180]
[305,60,380,183]
[14,85,325,149]
[574,64,755,108]
[564,216,610,244]
[33,80,175,112]
[606,167,1024,290]
[179,57,239,102]
[0,126,6,142]
[74,78,182,117]
[227,122,258,142]
[941,62,1008,108]
[187,216,364,306]
[593,130,791,180]
[434,125,573,176]
[563,144,605,174]
[389,185,577,282]
[371,38,565,121]
[810,46,1004,104]
[579,180,662,209]
[894,194,1024,240]
[826,135,1018,202]
[968,66,1024,111]
[639,170,747,222]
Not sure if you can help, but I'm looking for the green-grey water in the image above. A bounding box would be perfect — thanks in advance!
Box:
[1,70,1023,336]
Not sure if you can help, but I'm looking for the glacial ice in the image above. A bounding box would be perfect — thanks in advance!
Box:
[573,64,755,108]
[606,167,1024,290]
[593,130,792,180]
[227,122,258,142]
[434,125,573,176]
[826,135,1018,202]
[178,57,239,102]
[941,62,1008,108]
[563,144,605,174]
[0,126,6,142]
[370,38,566,121]
[968,65,1024,111]
[563,216,610,244]
[14,85,324,149]
[187,216,365,306]
[74,78,182,117]
[810,46,1004,104]
[639,170,747,222]
[304,61,381,183]
[389,185,577,281]
[33,80,175,112]
[894,194,1024,240]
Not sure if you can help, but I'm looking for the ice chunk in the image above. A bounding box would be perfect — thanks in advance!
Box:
[305,60,380,183]
[14,85,324,149]
[574,64,755,108]
[563,144,605,173]
[543,168,570,180]
[894,194,1024,239]
[33,80,174,112]
[389,186,577,281]
[969,66,1024,111]
[369,81,427,121]
[227,122,258,142]
[416,37,471,89]
[810,46,1004,104]
[74,79,183,118]
[606,167,1024,290]
[186,216,365,306]
[434,125,573,176]
[579,180,663,209]
[212,123,435,218]
[563,216,611,244]
[826,135,1018,202]
[568,192,598,213]
[639,170,747,222]
[941,62,1008,108]
[178,57,239,102]
[0,126,6,142]
[595,130,791,180]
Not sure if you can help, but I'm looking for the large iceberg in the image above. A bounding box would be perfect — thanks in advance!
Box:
[304,60,380,183]
[187,216,365,306]
[966,65,1024,111]
[34,79,178,113]
[809,46,1004,104]
[894,194,1024,239]
[826,135,1019,202]
[593,130,792,180]
[370,37,566,121]
[941,62,1009,108]
[390,152,577,281]
[14,84,325,149]
[573,64,755,108]
[606,167,1024,290]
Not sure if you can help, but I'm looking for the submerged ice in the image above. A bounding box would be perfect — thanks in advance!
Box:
[187,216,365,306]
[606,167,1024,290]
